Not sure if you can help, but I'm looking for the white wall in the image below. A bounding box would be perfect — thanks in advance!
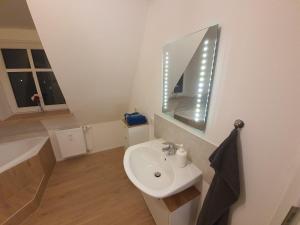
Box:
[0,81,12,120]
[129,0,300,225]
[86,120,125,153]
[270,149,300,224]
[0,0,35,29]
[0,28,40,42]
[26,0,150,124]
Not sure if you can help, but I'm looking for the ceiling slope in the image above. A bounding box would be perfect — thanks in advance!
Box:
[26,0,150,123]
[0,0,35,29]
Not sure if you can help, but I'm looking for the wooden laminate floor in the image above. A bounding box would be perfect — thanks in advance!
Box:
[21,148,155,225]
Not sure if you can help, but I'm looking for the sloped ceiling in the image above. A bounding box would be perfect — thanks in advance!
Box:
[26,0,150,124]
[0,0,35,29]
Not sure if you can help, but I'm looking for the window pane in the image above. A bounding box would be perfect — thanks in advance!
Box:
[31,49,51,68]
[1,49,30,69]
[37,72,66,105]
[8,72,38,107]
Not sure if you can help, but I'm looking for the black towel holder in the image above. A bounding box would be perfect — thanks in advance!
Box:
[234,119,245,129]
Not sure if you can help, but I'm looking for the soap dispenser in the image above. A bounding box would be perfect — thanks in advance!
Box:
[176,144,187,168]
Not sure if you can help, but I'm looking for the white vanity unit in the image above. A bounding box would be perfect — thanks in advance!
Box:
[122,119,149,148]
[142,188,200,225]
[123,139,202,225]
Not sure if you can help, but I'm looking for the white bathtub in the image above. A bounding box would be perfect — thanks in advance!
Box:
[0,136,49,173]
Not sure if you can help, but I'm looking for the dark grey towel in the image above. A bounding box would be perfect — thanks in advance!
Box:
[197,129,240,225]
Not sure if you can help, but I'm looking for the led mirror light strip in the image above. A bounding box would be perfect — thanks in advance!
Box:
[194,40,209,122]
[203,39,217,122]
[163,52,169,110]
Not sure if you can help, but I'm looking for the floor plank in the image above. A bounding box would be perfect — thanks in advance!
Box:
[21,148,155,225]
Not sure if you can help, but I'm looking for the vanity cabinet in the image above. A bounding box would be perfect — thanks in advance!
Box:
[142,187,201,225]
[122,119,149,148]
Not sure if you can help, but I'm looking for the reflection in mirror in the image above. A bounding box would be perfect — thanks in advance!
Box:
[162,25,219,131]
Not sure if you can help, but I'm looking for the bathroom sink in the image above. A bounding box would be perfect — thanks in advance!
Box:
[123,139,202,198]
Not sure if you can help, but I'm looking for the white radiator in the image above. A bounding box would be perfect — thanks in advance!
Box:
[55,127,87,159]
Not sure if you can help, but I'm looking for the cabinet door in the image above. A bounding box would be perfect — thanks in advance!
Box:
[56,128,87,159]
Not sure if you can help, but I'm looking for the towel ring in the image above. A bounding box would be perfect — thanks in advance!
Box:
[234,119,245,129]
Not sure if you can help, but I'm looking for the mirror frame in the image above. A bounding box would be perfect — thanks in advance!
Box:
[161,25,220,131]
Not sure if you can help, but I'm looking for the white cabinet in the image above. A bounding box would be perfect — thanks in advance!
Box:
[142,187,201,225]
[55,127,87,159]
[122,120,149,148]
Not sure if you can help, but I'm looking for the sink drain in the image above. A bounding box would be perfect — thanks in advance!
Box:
[154,171,161,178]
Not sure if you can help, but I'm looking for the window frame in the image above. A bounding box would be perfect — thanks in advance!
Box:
[0,41,67,113]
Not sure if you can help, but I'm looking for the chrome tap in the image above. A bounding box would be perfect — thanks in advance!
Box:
[162,142,179,155]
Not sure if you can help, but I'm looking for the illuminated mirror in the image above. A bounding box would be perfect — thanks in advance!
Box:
[162,25,219,130]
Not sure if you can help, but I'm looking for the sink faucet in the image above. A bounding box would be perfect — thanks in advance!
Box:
[162,142,179,155]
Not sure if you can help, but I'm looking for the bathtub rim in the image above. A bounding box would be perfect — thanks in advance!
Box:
[0,136,49,174]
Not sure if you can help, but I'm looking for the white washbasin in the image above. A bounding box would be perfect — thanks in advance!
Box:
[123,139,202,198]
